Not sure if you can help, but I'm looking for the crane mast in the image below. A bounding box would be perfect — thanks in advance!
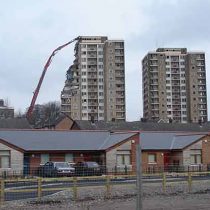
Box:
[26,36,80,120]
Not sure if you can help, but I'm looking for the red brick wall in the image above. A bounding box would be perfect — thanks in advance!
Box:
[50,154,65,162]
[142,151,164,172]
[29,154,41,173]
[55,117,74,130]
[130,133,140,172]
[202,135,210,165]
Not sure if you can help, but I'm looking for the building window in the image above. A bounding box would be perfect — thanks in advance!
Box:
[41,154,49,164]
[117,151,131,165]
[190,150,202,165]
[0,151,10,168]
[99,113,104,117]
[148,154,157,164]
[65,154,73,162]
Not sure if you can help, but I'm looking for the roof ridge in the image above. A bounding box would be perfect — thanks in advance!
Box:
[97,133,111,150]
[170,136,176,150]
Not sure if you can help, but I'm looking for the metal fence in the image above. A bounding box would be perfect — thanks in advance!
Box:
[0,164,210,179]
[1,171,210,205]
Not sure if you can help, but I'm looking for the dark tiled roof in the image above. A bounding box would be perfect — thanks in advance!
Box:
[0,118,32,129]
[34,113,71,129]
[0,130,137,151]
[73,120,210,132]
[140,132,205,150]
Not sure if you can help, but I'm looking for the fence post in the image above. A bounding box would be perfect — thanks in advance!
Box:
[0,179,5,206]
[73,177,78,201]
[136,143,143,210]
[124,165,128,175]
[105,175,111,198]
[37,177,42,199]
[188,172,192,193]
[162,172,166,193]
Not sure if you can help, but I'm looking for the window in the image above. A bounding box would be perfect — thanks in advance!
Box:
[41,154,49,164]
[148,154,157,164]
[117,151,131,165]
[98,44,103,48]
[99,113,104,117]
[0,151,10,168]
[190,150,202,165]
[65,154,73,162]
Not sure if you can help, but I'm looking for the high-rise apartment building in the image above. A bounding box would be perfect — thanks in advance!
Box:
[61,36,125,121]
[142,48,207,123]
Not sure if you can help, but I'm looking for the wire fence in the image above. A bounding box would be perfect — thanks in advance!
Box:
[1,170,210,205]
[1,164,210,179]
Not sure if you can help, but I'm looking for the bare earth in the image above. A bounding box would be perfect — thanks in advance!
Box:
[2,181,210,210]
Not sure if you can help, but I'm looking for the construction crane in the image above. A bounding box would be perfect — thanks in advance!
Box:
[26,36,80,120]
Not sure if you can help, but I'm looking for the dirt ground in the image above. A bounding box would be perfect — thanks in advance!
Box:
[2,182,210,209]
[2,193,210,210]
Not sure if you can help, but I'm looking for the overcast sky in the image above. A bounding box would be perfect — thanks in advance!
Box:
[1,0,210,121]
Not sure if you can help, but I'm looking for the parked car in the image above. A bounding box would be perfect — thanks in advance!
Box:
[74,161,104,176]
[38,161,75,177]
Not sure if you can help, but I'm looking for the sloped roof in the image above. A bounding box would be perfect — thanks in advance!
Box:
[0,130,137,151]
[171,135,205,150]
[0,118,32,129]
[140,132,206,150]
[140,133,175,150]
[73,120,210,132]
[34,113,71,129]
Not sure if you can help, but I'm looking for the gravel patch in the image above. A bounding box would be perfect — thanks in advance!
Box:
[1,181,210,209]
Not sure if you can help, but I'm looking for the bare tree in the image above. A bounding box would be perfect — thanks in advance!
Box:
[26,101,61,127]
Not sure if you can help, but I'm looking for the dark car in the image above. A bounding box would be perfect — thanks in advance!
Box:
[38,161,75,177]
[74,161,104,176]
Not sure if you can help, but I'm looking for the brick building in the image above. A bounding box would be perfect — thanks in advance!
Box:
[0,99,14,119]
[0,129,210,176]
[0,130,139,175]
[142,48,208,123]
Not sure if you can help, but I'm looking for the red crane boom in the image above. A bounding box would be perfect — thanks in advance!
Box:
[26,36,80,120]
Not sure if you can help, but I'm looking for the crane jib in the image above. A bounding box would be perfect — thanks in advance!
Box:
[26,37,80,120]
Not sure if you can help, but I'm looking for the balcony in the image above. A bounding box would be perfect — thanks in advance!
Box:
[115,44,124,49]
[87,53,97,58]
[87,61,97,65]
[116,100,125,105]
[88,95,98,99]
[87,47,97,51]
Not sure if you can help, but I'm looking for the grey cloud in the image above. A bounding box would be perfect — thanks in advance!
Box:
[1,0,210,119]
